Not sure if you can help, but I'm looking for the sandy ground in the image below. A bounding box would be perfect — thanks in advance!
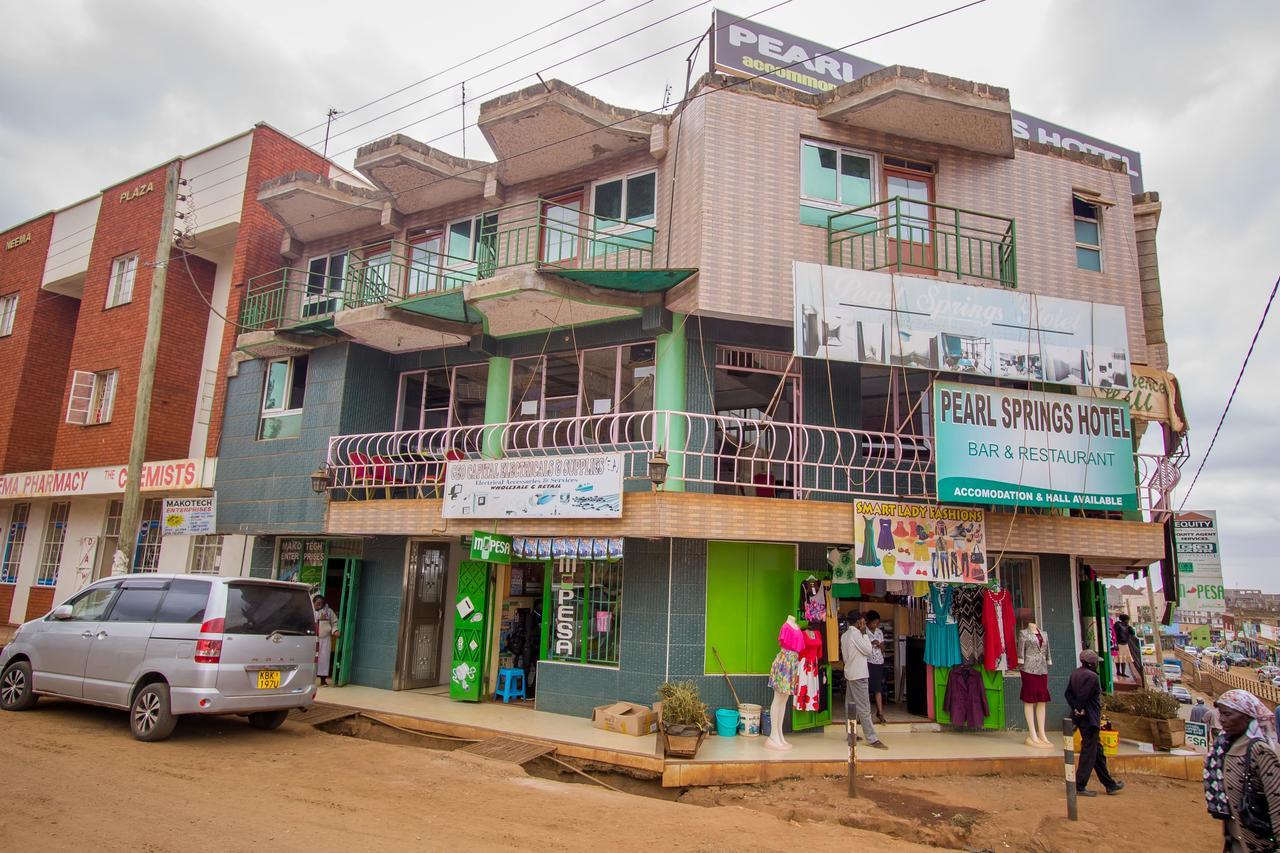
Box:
[0,698,1218,852]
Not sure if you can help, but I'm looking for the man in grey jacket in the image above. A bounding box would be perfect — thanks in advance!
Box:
[841,613,888,750]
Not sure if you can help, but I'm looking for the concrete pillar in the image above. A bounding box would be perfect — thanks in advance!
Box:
[655,316,688,491]
[1132,192,1168,369]
[482,356,511,459]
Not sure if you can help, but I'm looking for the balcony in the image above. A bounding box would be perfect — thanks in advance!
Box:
[827,197,1017,289]
[237,198,695,351]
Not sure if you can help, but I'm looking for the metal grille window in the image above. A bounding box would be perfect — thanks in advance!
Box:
[1,503,30,584]
[36,502,71,587]
[0,293,17,336]
[187,535,224,575]
[133,499,163,573]
[544,559,622,666]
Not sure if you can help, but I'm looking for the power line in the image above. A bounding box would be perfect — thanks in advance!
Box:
[1178,271,1279,510]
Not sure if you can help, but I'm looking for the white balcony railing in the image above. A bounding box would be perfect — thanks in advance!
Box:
[323,411,1181,519]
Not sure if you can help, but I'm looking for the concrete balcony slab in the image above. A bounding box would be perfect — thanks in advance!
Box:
[332,302,475,354]
[465,266,654,337]
[355,135,493,215]
[258,170,387,243]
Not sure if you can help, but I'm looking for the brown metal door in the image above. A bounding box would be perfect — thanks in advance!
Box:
[397,542,448,689]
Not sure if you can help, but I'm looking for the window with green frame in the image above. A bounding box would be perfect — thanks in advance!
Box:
[542,559,623,666]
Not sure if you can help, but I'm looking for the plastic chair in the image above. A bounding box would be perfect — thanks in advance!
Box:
[494,668,527,703]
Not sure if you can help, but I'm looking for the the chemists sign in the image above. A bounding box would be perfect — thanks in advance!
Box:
[934,382,1137,510]
[1174,511,1226,613]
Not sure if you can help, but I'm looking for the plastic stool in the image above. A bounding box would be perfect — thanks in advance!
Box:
[495,668,527,703]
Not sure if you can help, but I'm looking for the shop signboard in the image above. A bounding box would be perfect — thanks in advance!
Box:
[1174,511,1226,613]
[852,500,988,584]
[1185,720,1210,751]
[161,495,216,536]
[450,560,491,702]
[470,531,512,564]
[710,9,1144,192]
[793,264,1131,389]
[0,457,212,499]
[1078,366,1187,432]
[279,538,326,586]
[443,453,624,519]
[933,382,1138,511]
[1262,624,1279,642]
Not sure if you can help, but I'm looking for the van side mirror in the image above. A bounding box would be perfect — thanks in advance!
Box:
[50,604,74,620]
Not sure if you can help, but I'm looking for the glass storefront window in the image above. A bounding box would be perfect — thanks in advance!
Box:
[544,559,622,666]
[995,556,1041,636]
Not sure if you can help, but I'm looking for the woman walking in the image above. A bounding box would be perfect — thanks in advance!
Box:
[313,594,339,686]
[1204,690,1280,851]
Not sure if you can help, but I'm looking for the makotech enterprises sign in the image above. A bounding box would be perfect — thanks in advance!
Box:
[934,382,1138,510]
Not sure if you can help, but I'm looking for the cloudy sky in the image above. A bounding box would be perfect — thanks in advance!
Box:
[3,1,1277,589]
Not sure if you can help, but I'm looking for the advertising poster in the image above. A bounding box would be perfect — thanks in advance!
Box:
[161,495,216,535]
[443,454,623,519]
[794,263,1131,389]
[933,381,1138,511]
[852,500,988,584]
[1174,511,1226,613]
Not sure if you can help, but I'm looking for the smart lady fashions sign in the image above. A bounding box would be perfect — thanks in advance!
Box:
[852,501,988,584]
[933,382,1138,511]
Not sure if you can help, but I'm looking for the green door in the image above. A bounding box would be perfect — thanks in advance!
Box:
[333,559,360,687]
[450,560,492,702]
[790,569,832,731]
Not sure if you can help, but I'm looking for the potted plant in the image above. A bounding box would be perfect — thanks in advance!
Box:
[1102,689,1185,749]
[657,681,710,758]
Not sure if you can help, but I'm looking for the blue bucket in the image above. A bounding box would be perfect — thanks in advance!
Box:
[715,707,740,737]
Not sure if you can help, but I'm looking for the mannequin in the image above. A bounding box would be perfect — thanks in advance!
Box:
[766,615,803,750]
[1017,621,1054,748]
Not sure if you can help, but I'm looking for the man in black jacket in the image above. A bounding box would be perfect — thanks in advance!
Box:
[1065,649,1125,797]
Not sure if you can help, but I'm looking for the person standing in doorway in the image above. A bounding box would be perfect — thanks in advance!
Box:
[1066,649,1124,797]
[865,610,887,726]
[313,594,339,687]
[841,613,888,750]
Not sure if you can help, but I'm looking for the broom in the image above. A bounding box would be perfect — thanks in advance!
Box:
[711,646,742,706]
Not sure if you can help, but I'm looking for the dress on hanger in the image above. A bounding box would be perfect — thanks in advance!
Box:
[795,629,823,712]
[982,588,1019,672]
[924,584,962,667]
[801,579,826,622]
[953,585,985,666]
[1017,627,1051,703]
[769,622,805,696]
[829,548,856,599]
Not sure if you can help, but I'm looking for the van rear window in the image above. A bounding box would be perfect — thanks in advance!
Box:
[223,583,316,636]
[156,579,212,624]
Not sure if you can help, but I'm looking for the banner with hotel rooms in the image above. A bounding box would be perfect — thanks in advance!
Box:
[0,458,213,499]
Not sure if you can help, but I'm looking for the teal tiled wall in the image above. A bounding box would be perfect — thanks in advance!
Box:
[348,536,407,691]
[1003,554,1076,730]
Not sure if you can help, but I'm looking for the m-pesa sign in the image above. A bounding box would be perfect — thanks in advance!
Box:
[0,458,212,499]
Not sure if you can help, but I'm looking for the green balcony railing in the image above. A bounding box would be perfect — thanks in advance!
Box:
[827,197,1017,288]
[238,198,660,332]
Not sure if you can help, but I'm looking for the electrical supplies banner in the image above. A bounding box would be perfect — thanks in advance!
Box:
[933,381,1138,511]
[1174,511,1226,613]
[852,500,988,584]
[443,453,624,519]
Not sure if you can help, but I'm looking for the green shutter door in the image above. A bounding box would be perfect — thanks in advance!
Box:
[746,546,796,673]
[705,541,751,673]
[333,559,360,687]
[450,560,492,702]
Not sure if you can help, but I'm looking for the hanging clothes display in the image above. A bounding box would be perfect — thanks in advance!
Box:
[925,584,962,667]
[943,664,988,729]
[829,547,856,598]
[801,578,826,622]
[795,628,823,711]
[983,588,1019,672]
[953,585,986,666]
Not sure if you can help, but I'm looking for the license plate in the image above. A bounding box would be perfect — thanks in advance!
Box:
[256,670,281,690]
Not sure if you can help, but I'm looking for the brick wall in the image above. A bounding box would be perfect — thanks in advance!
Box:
[0,214,78,472]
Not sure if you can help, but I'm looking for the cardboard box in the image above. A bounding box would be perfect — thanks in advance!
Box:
[592,701,658,736]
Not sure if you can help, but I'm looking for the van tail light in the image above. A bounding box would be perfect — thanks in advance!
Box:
[200,617,225,634]
[195,639,223,664]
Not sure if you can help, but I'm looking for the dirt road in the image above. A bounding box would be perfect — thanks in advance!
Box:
[0,699,1219,852]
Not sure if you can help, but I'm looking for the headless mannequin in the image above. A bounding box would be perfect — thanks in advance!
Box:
[766,615,799,751]
[1022,621,1054,748]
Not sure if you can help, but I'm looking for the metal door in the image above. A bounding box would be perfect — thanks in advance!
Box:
[449,559,491,702]
[396,543,447,690]
[334,559,361,687]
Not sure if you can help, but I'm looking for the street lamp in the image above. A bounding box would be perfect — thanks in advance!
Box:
[309,466,331,495]
[648,452,669,491]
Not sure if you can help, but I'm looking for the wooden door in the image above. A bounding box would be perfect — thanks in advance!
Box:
[882,166,935,275]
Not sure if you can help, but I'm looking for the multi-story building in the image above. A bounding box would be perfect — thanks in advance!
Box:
[211,34,1185,730]
[0,124,335,628]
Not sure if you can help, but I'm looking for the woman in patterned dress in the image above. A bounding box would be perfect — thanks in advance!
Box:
[1204,689,1280,852]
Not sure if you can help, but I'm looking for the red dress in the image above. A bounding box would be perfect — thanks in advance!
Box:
[794,630,823,712]
[982,589,1019,672]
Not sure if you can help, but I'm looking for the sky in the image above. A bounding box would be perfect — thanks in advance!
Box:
[2,0,1277,590]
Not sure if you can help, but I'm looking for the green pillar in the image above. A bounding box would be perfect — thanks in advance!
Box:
[654,316,687,491]
[482,356,511,459]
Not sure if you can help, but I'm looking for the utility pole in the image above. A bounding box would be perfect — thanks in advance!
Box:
[322,107,341,160]
[114,161,180,573]
[1146,567,1166,688]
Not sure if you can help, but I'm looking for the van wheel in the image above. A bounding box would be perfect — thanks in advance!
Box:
[0,661,37,711]
[130,682,177,741]
[248,709,290,731]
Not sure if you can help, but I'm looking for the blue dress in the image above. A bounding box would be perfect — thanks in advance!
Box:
[925,584,962,667]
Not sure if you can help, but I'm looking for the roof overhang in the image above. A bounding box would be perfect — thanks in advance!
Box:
[817,66,1014,158]
[258,171,387,243]
[478,79,664,185]
[355,135,494,215]
[466,267,657,337]
[332,301,476,354]
[235,329,339,358]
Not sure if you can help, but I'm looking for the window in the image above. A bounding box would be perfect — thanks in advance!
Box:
[106,581,167,622]
[106,254,138,308]
[406,230,444,295]
[258,356,308,440]
[349,242,396,302]
[543,559,622,666]
[304,251,347,317]
[62,583,119,621]
[1073,196,1102,271]
[446,213,499,277]
[133,498,163,573]
[801,140,874,208]
[36,502,71,587]
[95,499,123,580]
[995,555,1041,640]
[155,578,212,623]
[592,171,657,226]
[395,363,489,432]
[510,343,656,424]
[187,536,224,576]
[0,293,17,336]
[65,369,119,425]
[1,503,30,584]
[223,582,316,635]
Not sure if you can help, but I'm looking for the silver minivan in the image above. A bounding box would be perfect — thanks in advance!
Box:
[0,574,317,740]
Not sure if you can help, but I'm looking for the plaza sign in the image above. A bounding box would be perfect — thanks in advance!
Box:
[933,382,1138,511]
[0,457,213,499]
